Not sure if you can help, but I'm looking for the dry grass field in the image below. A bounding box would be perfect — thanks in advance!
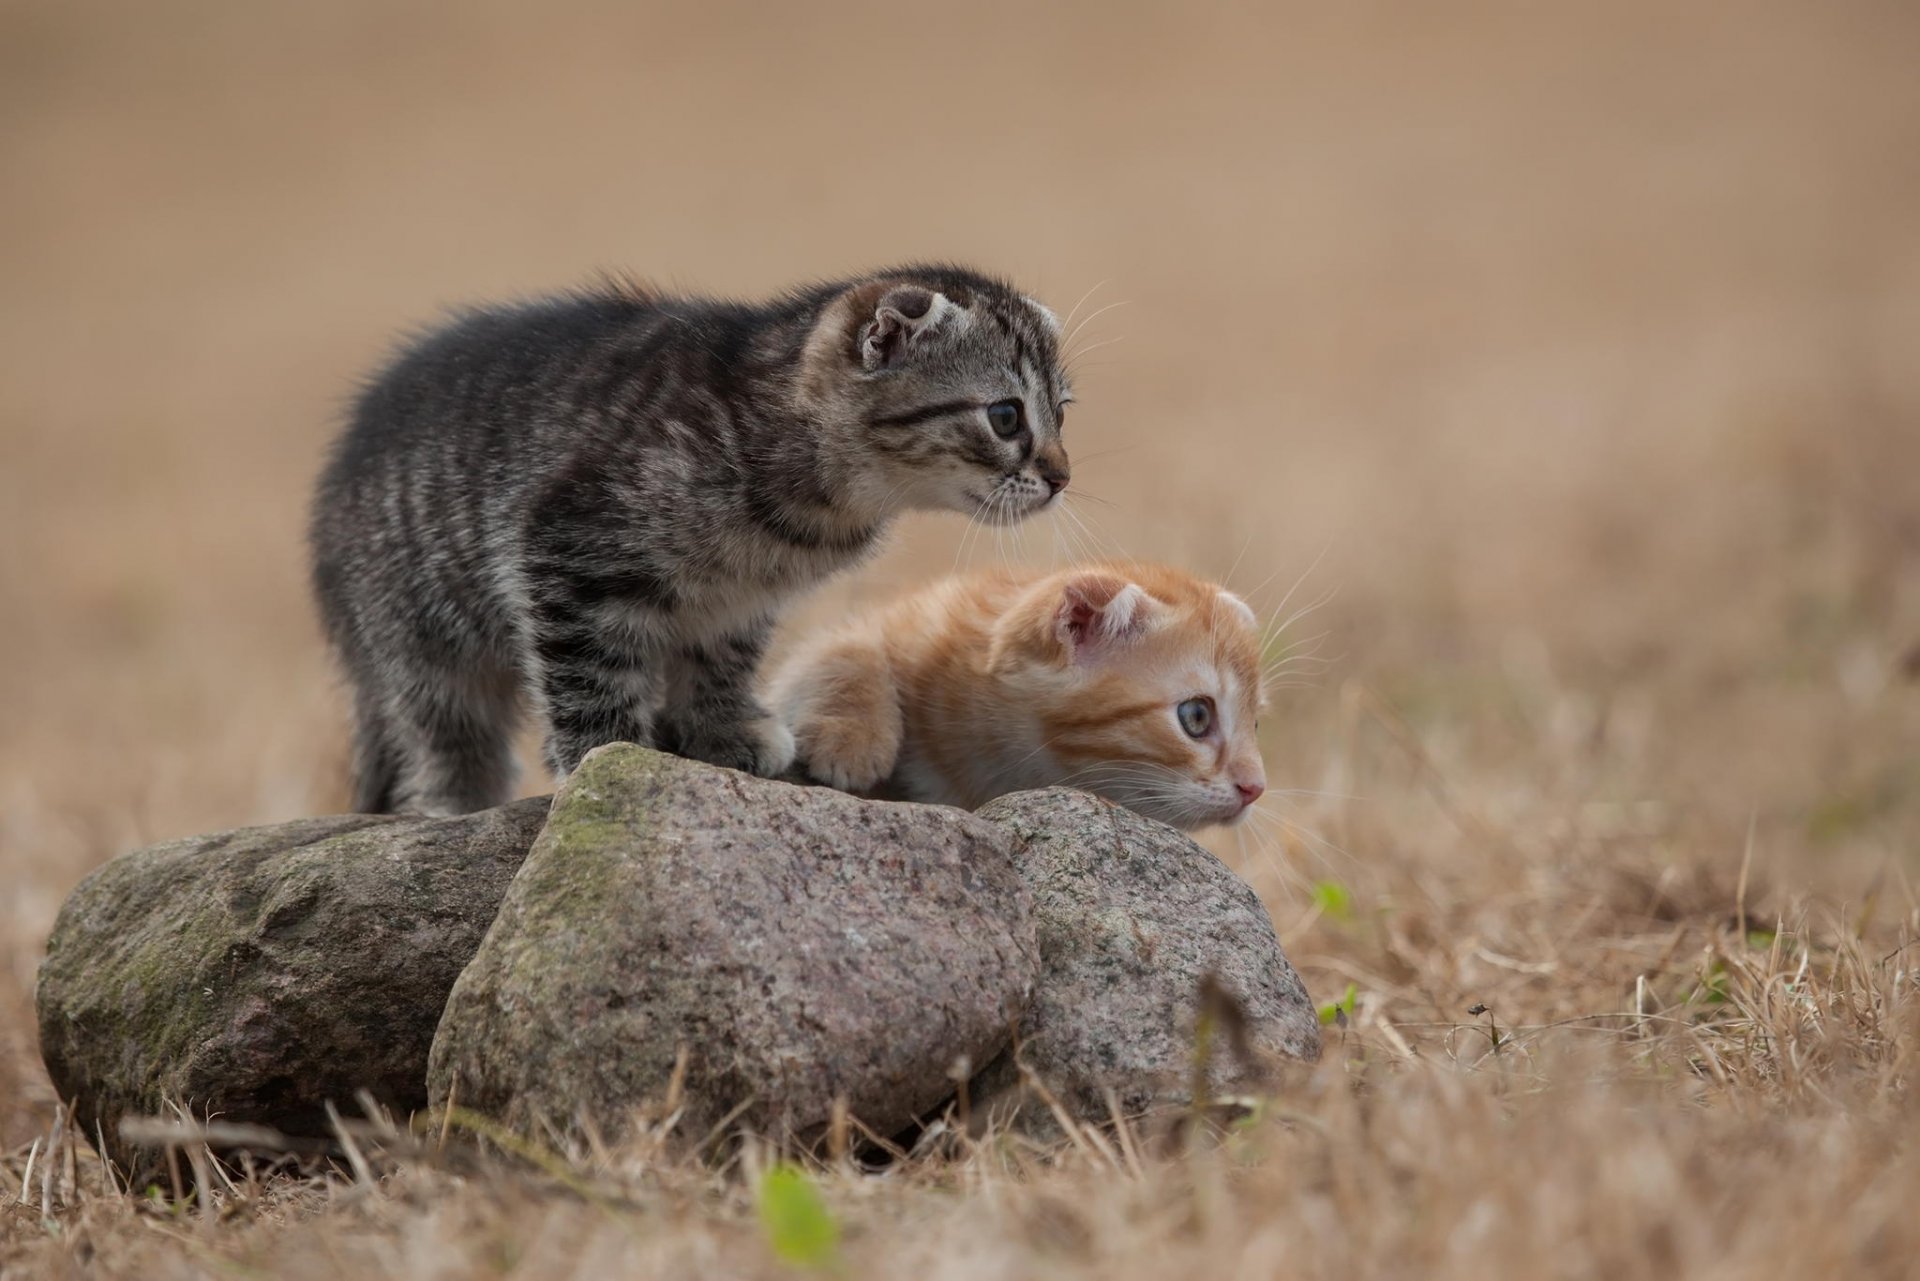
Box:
[3,2,1918,1276]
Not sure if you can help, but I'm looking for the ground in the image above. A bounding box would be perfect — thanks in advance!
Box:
[2,2,1917,1277]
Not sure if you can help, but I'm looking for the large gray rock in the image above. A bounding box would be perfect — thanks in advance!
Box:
[428,744,1038,1144]
[972,790,1320,1127]
[35,799,550,1182]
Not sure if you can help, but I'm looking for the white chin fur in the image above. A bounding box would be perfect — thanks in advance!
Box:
[1127,790,1247,832]
[958,486,1049,526]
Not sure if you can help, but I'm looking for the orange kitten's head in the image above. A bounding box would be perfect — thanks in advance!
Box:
[989,563,1267,830]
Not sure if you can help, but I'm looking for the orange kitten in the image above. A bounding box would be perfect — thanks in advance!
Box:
[767,562,1268,830]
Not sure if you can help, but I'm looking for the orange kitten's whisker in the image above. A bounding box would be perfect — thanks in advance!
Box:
[1242,805,1356,870]
[1264,654,1336,673]
[1242,539,1336,653]
[1263,653,1337,681]
[1051,758,1187,783]
[985,736,1069,790]
[1235,538,1330,611]
[1222,530,1256,592]
[1259,587,1339,657]
[1262,640,1337,686]
[1234,823,1315,897]
[1263,664,1335,686]
[1266,627,1333,658]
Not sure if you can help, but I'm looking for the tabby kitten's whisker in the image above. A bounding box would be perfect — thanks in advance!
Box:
[992,487,1020,573]
[1061,505,1101,566]
[1063,494,1131,559]
[1057,280,1107,340]
[952,485,1000,575]
[1064,334,1126,369]
[1054,444,1141,467]
[1062,298,1130,354]
[1055,497,1108,563]
[1059,487,1118,510]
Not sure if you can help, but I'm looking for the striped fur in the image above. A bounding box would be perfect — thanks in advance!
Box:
[310,265,1071,815]
[767,562,1269,830]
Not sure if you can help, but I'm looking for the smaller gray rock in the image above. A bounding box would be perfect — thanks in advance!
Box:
[428,743,1038,1144]
[36,799,551,1183]
[973,789,1320,1127]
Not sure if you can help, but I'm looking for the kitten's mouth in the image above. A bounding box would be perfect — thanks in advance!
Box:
[965,483,1050,527]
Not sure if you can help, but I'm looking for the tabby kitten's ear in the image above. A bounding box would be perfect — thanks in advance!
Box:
[859,284,963,371]
[1055,572,1153,661]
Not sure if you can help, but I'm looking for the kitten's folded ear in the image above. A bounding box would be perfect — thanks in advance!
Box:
[1056,572,1153,660]
[1216,589,1258,630]
[859,284,963,371]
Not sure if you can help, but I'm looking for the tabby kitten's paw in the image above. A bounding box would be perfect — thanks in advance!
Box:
[676,716,796,778]
[796,717,899,794]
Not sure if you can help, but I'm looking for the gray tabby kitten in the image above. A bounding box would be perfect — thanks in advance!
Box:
[310,265,1072,815]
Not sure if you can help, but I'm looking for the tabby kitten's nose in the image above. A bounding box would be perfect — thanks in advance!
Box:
[1036,448,1070,496]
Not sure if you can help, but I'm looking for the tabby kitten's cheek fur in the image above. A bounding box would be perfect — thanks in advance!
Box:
[767,563,1270,831]
[310,264,1071,816]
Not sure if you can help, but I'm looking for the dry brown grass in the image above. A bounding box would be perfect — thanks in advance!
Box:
[3,2,1918,1277]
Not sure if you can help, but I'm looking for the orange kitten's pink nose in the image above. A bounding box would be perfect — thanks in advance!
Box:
[1235,781,1265,807]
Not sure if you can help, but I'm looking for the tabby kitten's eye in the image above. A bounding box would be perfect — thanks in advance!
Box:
[987,400,1025,438]
[1177,697,1213,739]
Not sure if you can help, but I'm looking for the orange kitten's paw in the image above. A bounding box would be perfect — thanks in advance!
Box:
[797,717,897,793]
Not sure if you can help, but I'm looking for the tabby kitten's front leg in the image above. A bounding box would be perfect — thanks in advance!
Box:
[532,607,664,779]
[658,627,796,777]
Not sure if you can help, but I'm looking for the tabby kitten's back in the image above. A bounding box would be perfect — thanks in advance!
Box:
[768,562,1268,830]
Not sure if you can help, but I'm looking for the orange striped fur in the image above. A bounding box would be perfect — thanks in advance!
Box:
[767,562,1268,829]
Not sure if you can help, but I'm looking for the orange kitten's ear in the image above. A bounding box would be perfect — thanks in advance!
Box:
[1216,589,1258,630]
[1056,572,1152,661]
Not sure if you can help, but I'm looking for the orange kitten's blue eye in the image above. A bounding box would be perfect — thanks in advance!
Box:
[1177,697,1213,738]
[987,401,1024,438]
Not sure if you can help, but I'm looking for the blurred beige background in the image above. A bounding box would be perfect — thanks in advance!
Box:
[2,1,1917,1145]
